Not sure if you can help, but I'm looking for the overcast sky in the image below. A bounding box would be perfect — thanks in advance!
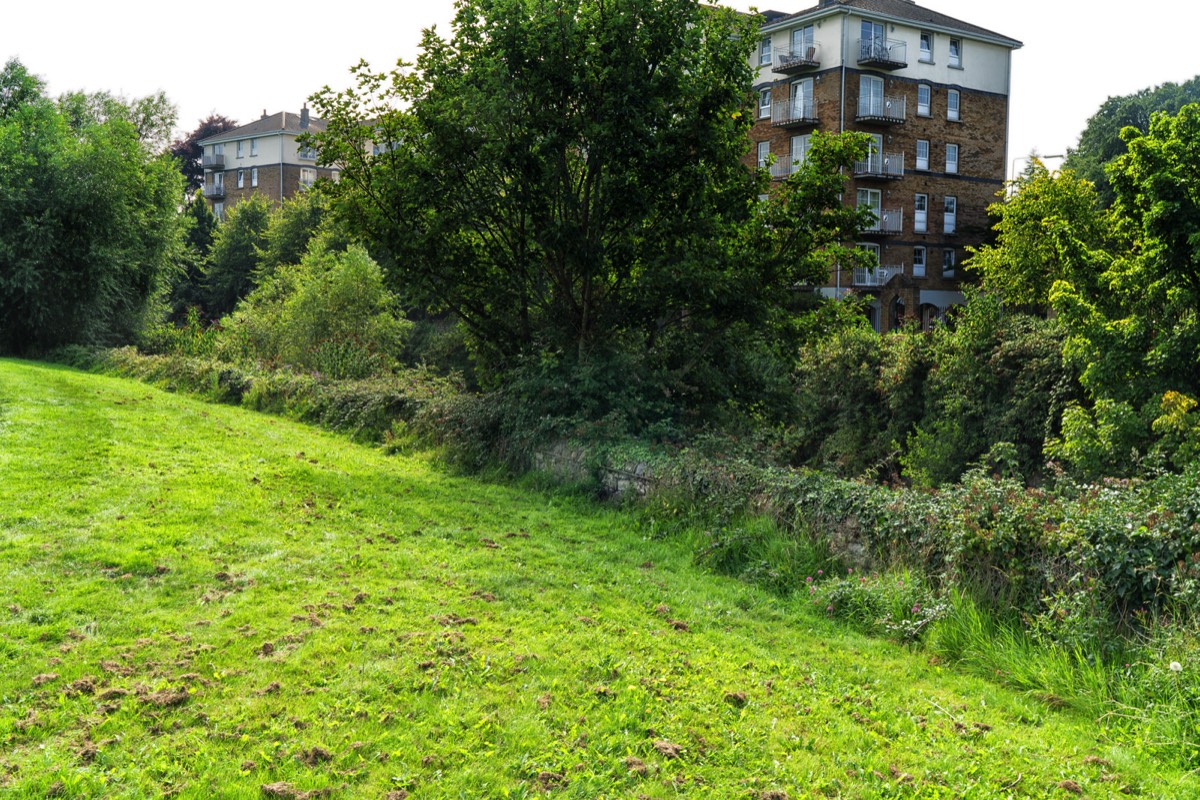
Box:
[4,1,1198,177]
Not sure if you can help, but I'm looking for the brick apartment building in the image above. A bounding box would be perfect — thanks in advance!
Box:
[747,0,1021,330]
[199,107,338,219]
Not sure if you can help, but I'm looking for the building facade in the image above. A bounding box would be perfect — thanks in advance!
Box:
[198,107,338,219]
[748,0,1021,330]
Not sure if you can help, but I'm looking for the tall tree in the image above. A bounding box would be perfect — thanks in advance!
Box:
[309,0,867,419]
[203,194,270,317]
[0,63,184,353]
[170,113,238,193]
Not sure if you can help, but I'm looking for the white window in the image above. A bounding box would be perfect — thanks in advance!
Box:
[943,249,957,277]
[919,31,933,62]
[213,143,224,156]
[237,169,244,189]
[949,38,962,68]
[251,167,258,188]
[213,201,224,220]
[759,89,771,118]
[213,172,224,191]
[916,139,929,171]
[858,242,880,263]
[791,25,815,60]
[944,196,957,234]
[756,141,770,168]
[299,145,317,160]
[914,193,928,233]
[859,74,884,117]
[857,188,882,227]
[946,143,959,174]
[860,20,886,61]
[759,37,772,67]
[791,77,814,119]
[236,140,244,158]
[917,84,931,117]
[947,89,960,121]
[300,167,317,188]
[913,246,926,277]
[250,139,258,157]
[791,134,811,169]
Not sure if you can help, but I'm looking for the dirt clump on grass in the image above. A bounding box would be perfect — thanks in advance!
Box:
[653,740,683,758]
[32,673,58,686]
[142,688,190,707]
[724,691,748,707]
[536,771,566,790]
[625,756,648,775]
[65,676,97,696]
[299,746,334,766]
[261,782,331,799]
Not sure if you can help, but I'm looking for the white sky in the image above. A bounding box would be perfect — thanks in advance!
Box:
[4,1,1199,177]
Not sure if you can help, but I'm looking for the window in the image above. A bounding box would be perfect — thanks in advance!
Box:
[250,139,258,157]
[791,134,811,169]
[914,193,928,233]
[860,19,886,61]
[756,141,770,168]
[859,74,884,117]
[916,139,929,171]
[236,140,244,158]
[300,167,317,188]
[913,246,926,278]
[237,169,244,189]
[917,84,931,117]
[213,172,224,190]
[759,89,771,118]
[943,249,957,277]
[759,37,772,67]
[944,196,957,234]
[858,242,880,263]
[213,201,224,220]
[299,145,318,160]
[251,167,258,188]
[213,143,224,156]
[791,77,814,119]
[791,25,814,59]
[947,89,960,121]
[857,188,881,228]
[949,38,962,68]
[946,143,959,174]
[919,31,933,62]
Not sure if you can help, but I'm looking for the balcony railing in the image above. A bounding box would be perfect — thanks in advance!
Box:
[204,183,225,199]
[202,154,225,170]
[853,265,904,287]
[770,98,818,127]
[775,43,821,73]
[856,95,906,124]
[769,158,804,180]
[857,38,907,69]
[861,207,904,235]
[853,152,905,179]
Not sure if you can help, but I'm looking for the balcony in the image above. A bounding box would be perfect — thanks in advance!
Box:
[853,152,905,180]
[202,154,225,170]
[770,158,804,180]
[857,38,907,69]
[856,95,906,124]
[853,265,904,287]
[861,207,904,235]
[774,43,821,74]
[204,183,225,199]
[770,98,819,128]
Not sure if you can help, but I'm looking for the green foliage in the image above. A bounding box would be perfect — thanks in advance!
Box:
[220,242,410,379]
[169,113,238,192]
[967,161,1108,309]
[203,194,270,316]
[310,0,868,424]
[1065,75,1200,206]
[0,59,184,354]
[257,190,334,276]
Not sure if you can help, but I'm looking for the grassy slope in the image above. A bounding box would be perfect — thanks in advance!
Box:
[0,359,1193,799]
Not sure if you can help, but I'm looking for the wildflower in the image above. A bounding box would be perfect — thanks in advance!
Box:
[817,570,823,576]
[825,605,833,613]
[805,576,812,583]
[1170,661,1183,673]
[911,604,921,615]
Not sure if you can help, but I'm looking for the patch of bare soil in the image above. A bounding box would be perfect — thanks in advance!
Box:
[653,740,683,759]
[298,746,334,766]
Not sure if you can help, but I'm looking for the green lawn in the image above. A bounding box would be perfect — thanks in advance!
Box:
[0,358,1193,799]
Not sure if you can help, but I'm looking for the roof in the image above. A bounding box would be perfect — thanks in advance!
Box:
[762,0,1022,49]
[198,111,328,145]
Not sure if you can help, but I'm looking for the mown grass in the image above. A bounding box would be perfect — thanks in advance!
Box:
[1,358,1196,799]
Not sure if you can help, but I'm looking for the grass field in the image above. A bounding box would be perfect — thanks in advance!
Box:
[1,358,1195,798]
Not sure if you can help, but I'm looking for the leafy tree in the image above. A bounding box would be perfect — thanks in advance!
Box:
[203,195,270,316]
[309,0,868,423]
[57,89,178,153]
[258,190,335,275]
[1050,104,1200,475]
[170,113,238,192]
[166,191,220,320]
[967,160,1108,310]
[0,61,184,353]
[1064,75,1200,206]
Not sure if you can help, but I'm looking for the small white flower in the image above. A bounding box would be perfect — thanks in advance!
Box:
[1170,661,1183,673]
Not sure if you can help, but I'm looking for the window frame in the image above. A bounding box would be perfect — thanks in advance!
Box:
[919,31,933,62]
[250,167,258,188]
[790,134,811,169]
[300,167,317,188]
[949,38,962,68]
[915,139,930,171]
[756,140,770,169]
[913,246,926,277]
[917,84,931,117]
[250,139,258,157]
[943,248,957,277]
[237,169,244,189]
[944,196,957,234]
[236,140,245,158]
[947,89,960,121]
[759,37,772,67]
[914,193,928,233]
[759,88,772,118]
[946,143,959,174]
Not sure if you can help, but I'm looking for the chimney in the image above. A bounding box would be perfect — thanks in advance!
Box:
[300,104,310,129]
[261,109,267,119]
